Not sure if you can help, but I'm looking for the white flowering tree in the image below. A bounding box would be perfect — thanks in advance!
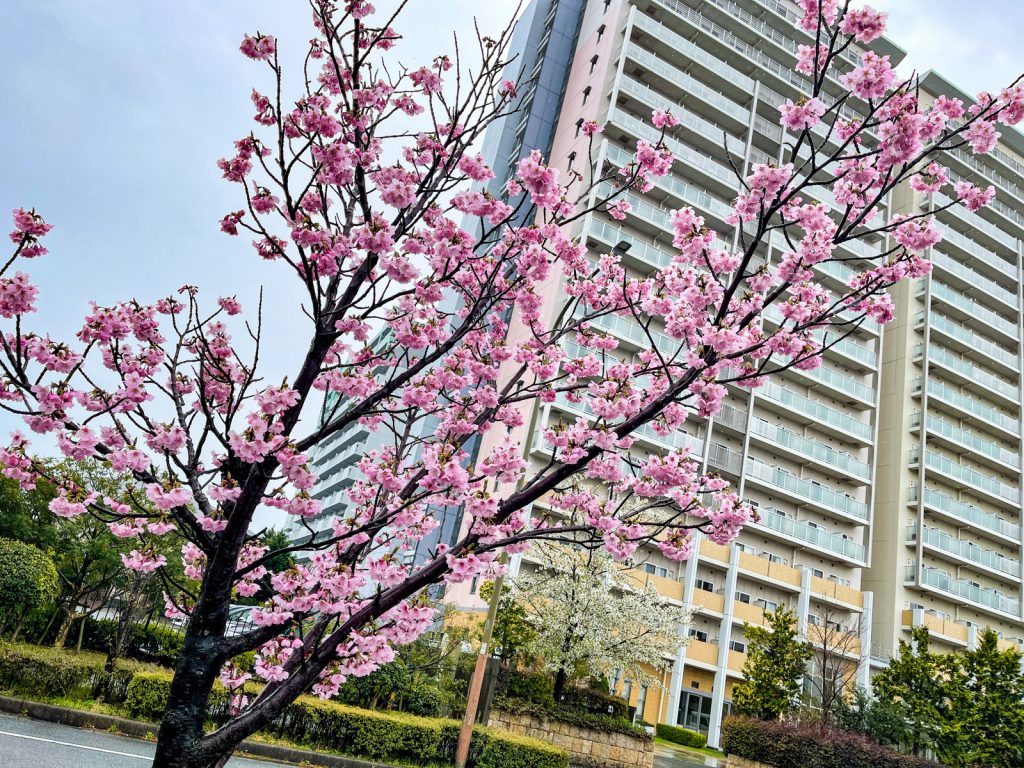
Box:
[512,542,690,701]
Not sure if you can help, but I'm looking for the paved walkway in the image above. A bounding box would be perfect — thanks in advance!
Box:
[0,712,282,768]
[653,742,723,768]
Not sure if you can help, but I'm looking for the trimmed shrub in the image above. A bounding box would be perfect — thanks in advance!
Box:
[560,687,628,719]
[0,539,58,626]
[126,672,566,768]
[504,671,554,705]
[721,716,942,768]
[494,695,649,739]
[402,682,446,717]
[0,641,157,704]
[656,723,707,748]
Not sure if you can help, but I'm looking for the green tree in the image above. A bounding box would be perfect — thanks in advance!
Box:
[0,538,59,639]
[732,605,812,720]
[833,685,909,747]
[479,580,536,667]
[872,626,948,756]
[942,629,1024,768]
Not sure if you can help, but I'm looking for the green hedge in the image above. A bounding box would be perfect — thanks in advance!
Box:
[127,672,566,768]
[0,641,154,704]
[504,671,554,705]
[560,687,629,719]
[493,695,648,739]
[721,716,942,768]
[656,723,707,748]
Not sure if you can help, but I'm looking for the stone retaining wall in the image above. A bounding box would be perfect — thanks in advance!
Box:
[488,708,654,768]
[726,756,771,768]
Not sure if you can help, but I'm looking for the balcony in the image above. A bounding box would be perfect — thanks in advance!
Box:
[758,380,873,443]
[919,344,1019,405]
[745,459,868,522]
[910,485,1021,543]
[930,250,1017,309]
[762,304,878,370]
[915,378,1020,436]
[753,507,866,564]
[928,281,1018,342]
[913,411,1019,469]
[548,393,704,456]
[707,442,743,475]
[748,418,870,481]
[907,562,1020,616]
[910,449,1019,508]
[940,226,1017,282]
[908,523,1020,578]
[924,311,1019,372]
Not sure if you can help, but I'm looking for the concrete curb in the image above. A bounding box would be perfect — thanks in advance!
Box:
[0,695,399,768]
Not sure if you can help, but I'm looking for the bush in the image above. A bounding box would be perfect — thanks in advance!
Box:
[75,617,184,667]
[504,671,554,705]
[127,672,566,768]
[560,687,628,719]
[402,682,446,717]
[656,723,707,748]
[0,641,157,704]
[0,539,58,626]
[721,716,942,768]
[494,695,648,739]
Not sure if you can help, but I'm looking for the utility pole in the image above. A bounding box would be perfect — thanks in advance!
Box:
[454,568,505,768]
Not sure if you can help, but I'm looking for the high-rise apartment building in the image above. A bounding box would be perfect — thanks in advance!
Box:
[444,0,892,747]
[303,0,1024,749]
[867,71,1024,660]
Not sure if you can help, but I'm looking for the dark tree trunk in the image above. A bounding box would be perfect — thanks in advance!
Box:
[553,667,567,702]
[150,633,225,768]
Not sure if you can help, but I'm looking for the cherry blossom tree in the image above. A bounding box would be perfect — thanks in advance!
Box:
[1,1,1022,766]
[511,541,689,701]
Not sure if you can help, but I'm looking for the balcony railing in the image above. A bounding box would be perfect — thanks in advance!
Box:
[916,378,1020,435]
[759,381,873,441]
[926,311,1019,369]
[908,523,1020,577]
[913,411,1020,468]
[910,449,1019,504]
[907,562,1020,615]
[928,281,1018,340]
[745,459,868,520]
[756,507,866,562]
[931,250,1017,308]
[909,485,1020,541]
[921,344,1019,402]
[749,418,870,479]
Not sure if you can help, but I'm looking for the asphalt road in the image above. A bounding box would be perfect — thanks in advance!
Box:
[0,712,284,768]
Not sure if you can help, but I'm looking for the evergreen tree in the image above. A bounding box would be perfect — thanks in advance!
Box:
[732,605,812,720]
[943,629,1024,768]
[872,626,948,756]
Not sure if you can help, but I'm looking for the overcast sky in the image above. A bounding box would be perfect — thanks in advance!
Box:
[0,0,1021,448]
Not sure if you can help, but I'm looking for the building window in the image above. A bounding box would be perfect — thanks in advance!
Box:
[567,151,577,168]
[812,568,824,578]
[689,628,708,642]
[590,55,599,74]
[643,562,667,578]
[735,591,751,604]
[634,686,649,723]
[729,640,747,653]
[470,576,478,595]
[597,24,606,42]
[696,579,715,592]
[582,85,592,105]
[575,118,584,137]
[604,0,612,11]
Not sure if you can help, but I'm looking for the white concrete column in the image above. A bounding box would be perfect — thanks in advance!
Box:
[857,591,873,690]
[796,567,812,637]
[666,538,701,725]
[707,544,740,750]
